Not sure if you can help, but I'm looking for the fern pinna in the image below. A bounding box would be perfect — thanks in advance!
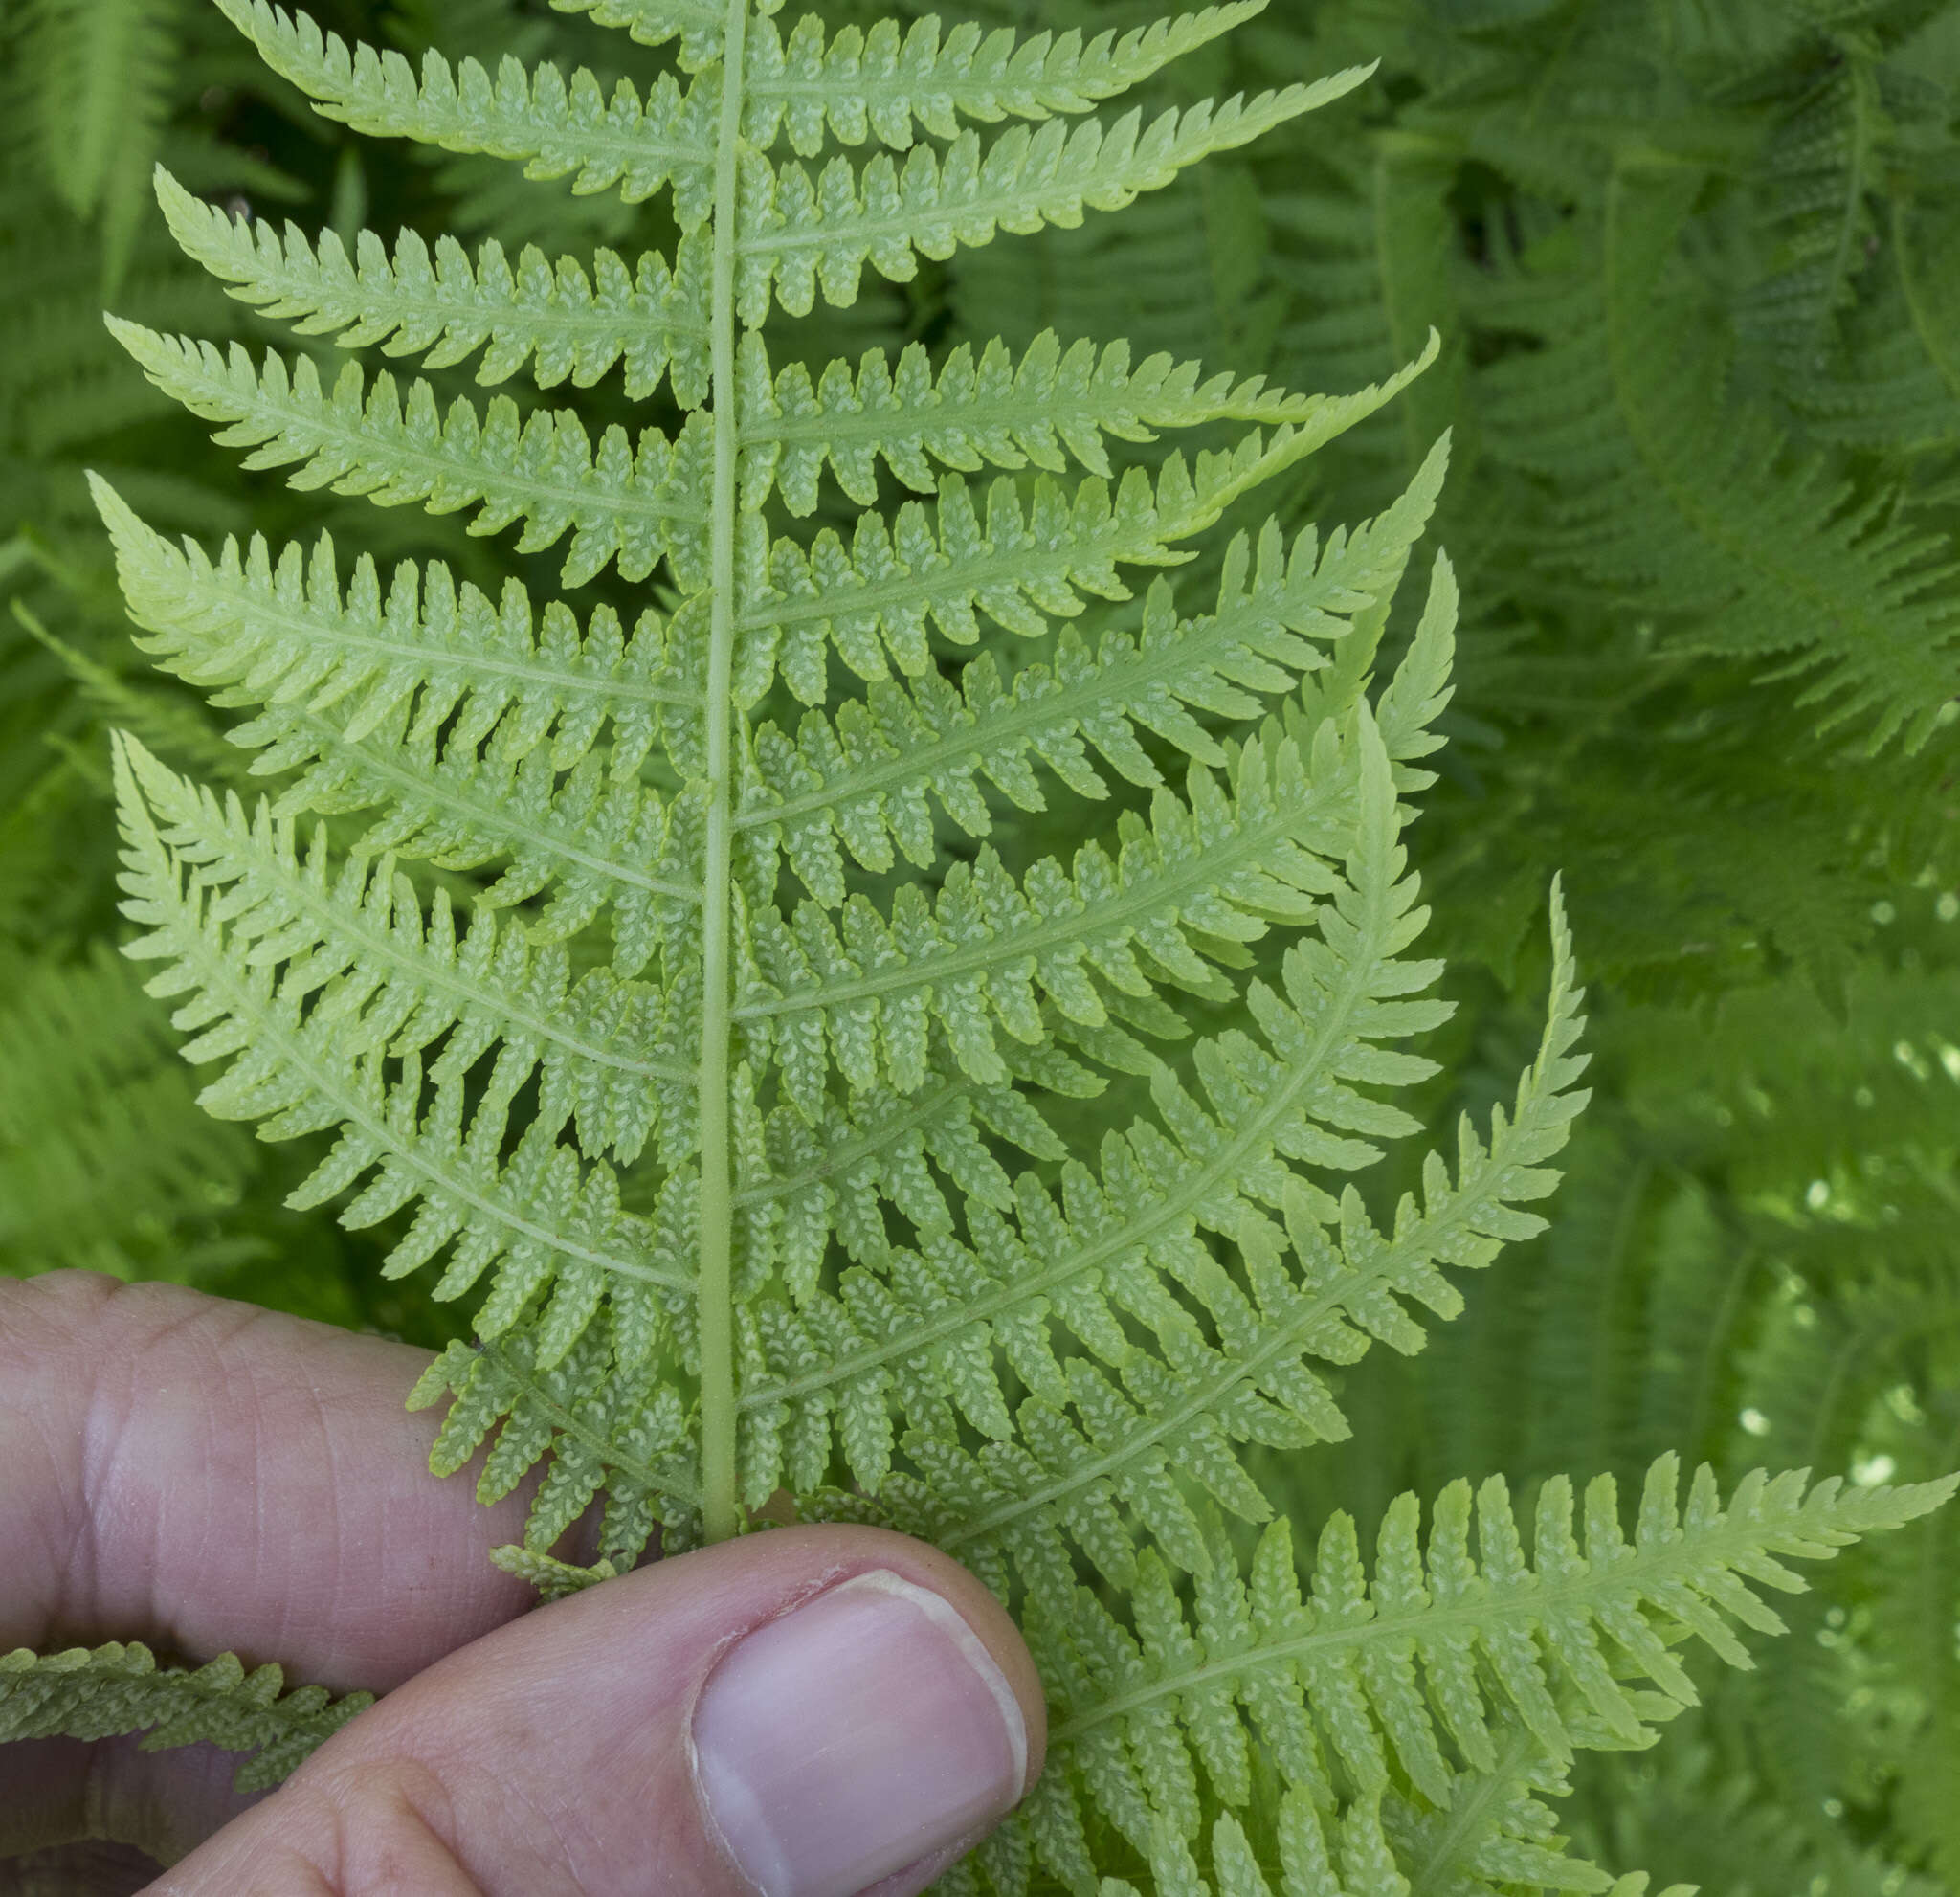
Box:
[15,0,1949,1889]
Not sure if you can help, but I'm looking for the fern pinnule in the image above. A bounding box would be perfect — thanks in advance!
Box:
[112,733,690,1368]
[745,435,1447,906]
[215,0,723,212]
[153,165,715,401]
[0,1641,370,1794]
[110,734,686,1165]
[734,4,1271,154]
[737,327,1419,515]
[106,322,713,588]
[1018,1460,1957,1893]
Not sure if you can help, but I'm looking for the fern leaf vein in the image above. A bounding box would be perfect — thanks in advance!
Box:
[155,168,714,403]
[215,0,719,213]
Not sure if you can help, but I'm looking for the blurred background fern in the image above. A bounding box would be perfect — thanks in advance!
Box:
[3,0,1957,1886]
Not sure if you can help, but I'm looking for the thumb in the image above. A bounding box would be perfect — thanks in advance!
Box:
[148,1526,1045,1897]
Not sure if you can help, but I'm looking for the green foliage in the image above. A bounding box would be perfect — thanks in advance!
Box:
[0,1641,372,1793]
[2,0,1959,1892]
[0,942,262,1278]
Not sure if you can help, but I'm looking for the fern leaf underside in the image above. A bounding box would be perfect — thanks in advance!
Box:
[55,0,1958,1890]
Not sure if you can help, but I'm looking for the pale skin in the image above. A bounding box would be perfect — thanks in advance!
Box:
[0,1272,1046,1897]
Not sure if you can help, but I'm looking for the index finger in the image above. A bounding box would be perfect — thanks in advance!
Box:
[0,1269,578,1869]
[0,1270,546,1688]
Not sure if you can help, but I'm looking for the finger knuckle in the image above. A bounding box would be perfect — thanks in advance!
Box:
[312,1756,479,1897]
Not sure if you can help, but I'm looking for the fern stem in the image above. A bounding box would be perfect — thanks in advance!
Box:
[730,1074,970,1207]
[696,0,751,1547]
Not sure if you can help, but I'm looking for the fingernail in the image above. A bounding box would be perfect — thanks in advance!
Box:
[691,1569,1030,1897]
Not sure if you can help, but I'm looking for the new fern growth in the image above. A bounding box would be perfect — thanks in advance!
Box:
[8,0,1949,1889]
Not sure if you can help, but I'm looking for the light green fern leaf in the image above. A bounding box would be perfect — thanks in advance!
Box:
[742,435,1448,905]
[106,323,712,588]
[0,1641,371,1794]
[1017,1461,1955,1892]
[737,5,1270,157]
[69,0,1960,1886]
[215,0,722,212]
[152,166,714,402]
[731,81,1362,326]
[736,330,1434,516]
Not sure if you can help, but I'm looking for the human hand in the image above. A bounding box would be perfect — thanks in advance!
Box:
[1,1272,1045,1896]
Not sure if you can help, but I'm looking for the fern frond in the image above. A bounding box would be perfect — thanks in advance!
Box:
[1391,1730,1613,1897]
[93,480,704,975]
[0,945,258,1275]
[1481,158,1960,754]
[742,719,1376,1106]
[1562,1733,1942,1897]
[1887,1439,1960,1885]
[91,476,700,778]
[22,0,182,287]
[1127,1738,1643,1897]
[840,855,1584,1601]
[743,326,1436,518]
[736,1060,1070,1283]
[1740,1272,1960,1478]
[733,78,1368,324]
[227,693,698,973]
[411,1326,696,1557]
[741,6,1271,158]
[739,439,1447,903]
[1733,33,1892,389]
[1021,1461,1955,1890]
[114,736,690,1165]
[739,693,1572,1535]
[0,1640,371,1794]
[747,414,1399,705]
[214,0,720,215]
[154,168,713,402]
[105,324,713,587]
[88,9,1952,1887]
[738,569,1457,1107]
[114,733,687,1365]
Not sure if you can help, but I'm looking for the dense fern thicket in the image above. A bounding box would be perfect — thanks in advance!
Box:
[2,0,1958,1892]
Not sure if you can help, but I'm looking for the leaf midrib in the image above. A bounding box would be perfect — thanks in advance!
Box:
[740,847,1385,1412]
[1048,1504,1811,1747]
[189,797,691,1087]
[734,755,1344,1021]
[149,846,683,1288]
[691,0,755,1545]
[165,558,704,713]
[279,702,701,904]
